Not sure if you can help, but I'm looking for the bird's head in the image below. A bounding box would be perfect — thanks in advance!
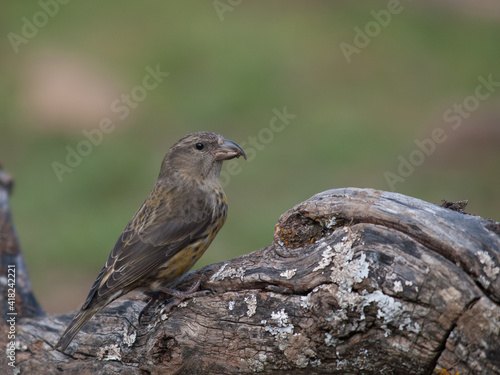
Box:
[159,131,246,181]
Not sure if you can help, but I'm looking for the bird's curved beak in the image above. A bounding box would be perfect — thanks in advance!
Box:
[212,139,247,161]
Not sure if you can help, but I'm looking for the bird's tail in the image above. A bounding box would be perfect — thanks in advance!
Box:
[55,306,102,351]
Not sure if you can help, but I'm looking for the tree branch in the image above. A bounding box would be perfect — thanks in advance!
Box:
[2,182,499,374]
[0,164,44,319]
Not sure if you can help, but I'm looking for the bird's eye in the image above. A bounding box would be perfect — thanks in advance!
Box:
[195,142,204,150]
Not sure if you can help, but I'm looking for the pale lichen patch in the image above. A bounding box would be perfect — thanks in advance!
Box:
[299,294,311,309]
[14,340,28,352]
[299,284,331,310]
[247,352,268,372]
[310,358,322,367]
[210,262,246,281]
[325,332,341,347]
[321,283,420,339]
[363,290,421,336]
[123,330,136,347]
[326,216,337,228]
[313,242,335,272]
[476,250,499,287]
[263,310,319,368]
[393,280,403,293]
[302,228,421,338]
[386,272,397,280]
[210,262,229,282]
[264,309,294,351]
[245,293,257,317]
[330,251,369,291]
[326,228,369,291]
[399,318,421,334]
[97,344,121,361]
[271,309,291,328]
[280,268,297,279]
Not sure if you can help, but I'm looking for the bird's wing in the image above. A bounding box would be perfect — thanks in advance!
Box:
[82,182,215,310]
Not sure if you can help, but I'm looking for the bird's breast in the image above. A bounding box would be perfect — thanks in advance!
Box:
[155,191,228,285]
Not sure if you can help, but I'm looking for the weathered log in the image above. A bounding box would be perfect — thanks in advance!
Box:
[0,165,44,320]
[1,180,499,374]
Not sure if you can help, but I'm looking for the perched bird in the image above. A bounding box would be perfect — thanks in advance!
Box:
[56,131,246,351]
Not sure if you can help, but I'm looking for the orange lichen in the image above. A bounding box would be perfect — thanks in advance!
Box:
[435,369,459,375]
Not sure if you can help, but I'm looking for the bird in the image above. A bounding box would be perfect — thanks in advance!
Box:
[56,131,246,351]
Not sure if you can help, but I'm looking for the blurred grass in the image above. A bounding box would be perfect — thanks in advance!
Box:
[0,1,499,313]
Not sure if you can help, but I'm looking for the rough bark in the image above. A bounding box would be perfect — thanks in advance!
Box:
[0,168,499,374]
[0,166,44,320]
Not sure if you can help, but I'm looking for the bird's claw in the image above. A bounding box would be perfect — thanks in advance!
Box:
[158,289,210,318]
[138,291,160,324]
[139,276,211,323]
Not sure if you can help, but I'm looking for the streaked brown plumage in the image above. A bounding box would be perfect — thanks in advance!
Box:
[56,132,246,351]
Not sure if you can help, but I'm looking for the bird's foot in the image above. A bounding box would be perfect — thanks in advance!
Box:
[138,291,161,324]
[139,276,211,323]
[157,276,211,317]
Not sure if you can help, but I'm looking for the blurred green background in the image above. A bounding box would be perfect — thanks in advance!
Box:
[1,1,499,314]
